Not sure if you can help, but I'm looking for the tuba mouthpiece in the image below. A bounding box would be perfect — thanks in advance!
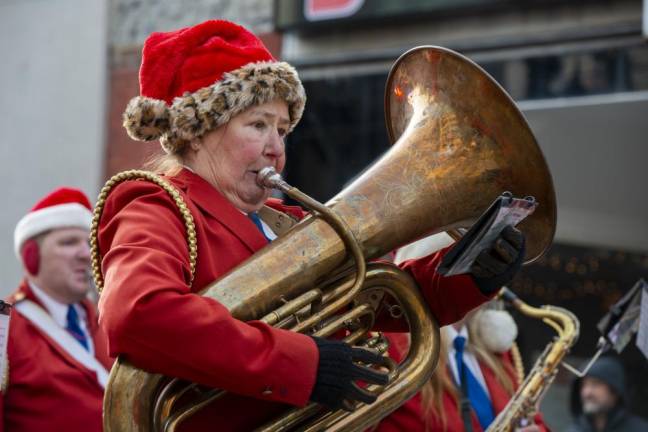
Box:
[256,167,291,192]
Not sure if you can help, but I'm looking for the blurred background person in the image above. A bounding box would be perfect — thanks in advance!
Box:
[378,233,548,431]
[2,188,111,432]
[567,355,648,432]
[375,305,548,432]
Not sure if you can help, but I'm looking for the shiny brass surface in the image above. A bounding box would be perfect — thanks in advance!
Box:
[100,46,557,431]
[256,264,439,432]
[385,46,555,263]
[488,288,580,431]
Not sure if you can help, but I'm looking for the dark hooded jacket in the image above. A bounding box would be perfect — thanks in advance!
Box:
[567,356,648,432]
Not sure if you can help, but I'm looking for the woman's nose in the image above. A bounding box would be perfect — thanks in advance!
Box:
[264,130,285,158]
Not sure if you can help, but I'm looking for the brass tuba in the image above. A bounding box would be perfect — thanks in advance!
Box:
[94,46,556,431]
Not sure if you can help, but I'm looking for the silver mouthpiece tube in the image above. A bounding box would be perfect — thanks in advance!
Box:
[256,167,291,193]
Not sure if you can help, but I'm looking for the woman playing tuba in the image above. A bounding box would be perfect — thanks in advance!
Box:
[94,19,527,431]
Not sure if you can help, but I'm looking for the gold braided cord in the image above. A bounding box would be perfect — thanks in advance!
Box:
[1,354,8,392]
[510,341,525,387]
[90,170,197,294]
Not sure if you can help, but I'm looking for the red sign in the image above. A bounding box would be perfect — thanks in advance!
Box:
[304,0,365,21]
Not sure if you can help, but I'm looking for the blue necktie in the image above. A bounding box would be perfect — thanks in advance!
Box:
[66,305,89,351]
[454,335,495,429]
[248,212,272,242]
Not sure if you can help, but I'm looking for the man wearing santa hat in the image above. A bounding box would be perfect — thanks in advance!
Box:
[0,187,112,432]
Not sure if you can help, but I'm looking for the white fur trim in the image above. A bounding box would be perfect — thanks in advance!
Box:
[394,232,454,264]
[474,309,518,353]
[14,203,92,258]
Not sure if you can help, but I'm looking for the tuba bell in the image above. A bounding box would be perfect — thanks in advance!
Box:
[94,46,556,431]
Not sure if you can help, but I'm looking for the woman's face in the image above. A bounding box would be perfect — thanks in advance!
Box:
[192,99,290,213]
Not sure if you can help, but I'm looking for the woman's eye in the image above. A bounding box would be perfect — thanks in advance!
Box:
[277,128,287,137]
[253,121,266,130]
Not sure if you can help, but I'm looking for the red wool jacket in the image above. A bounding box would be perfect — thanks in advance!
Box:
[97,168,491,431]
[1,281,112,432]
[375,332,549,432]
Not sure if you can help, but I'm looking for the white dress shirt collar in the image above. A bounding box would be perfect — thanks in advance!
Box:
[29,282,94,355]
[29,282,70,328]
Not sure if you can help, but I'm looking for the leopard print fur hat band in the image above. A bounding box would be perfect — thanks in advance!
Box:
[123,20,306,154]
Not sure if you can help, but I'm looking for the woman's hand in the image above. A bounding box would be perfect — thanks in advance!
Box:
[470,226,526,294]
[309,337,390,411]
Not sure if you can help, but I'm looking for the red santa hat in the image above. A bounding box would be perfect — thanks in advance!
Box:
[14,187,93,257]
[123,19,306,154]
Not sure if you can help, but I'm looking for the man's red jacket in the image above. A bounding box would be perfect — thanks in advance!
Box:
[2,281,112,432]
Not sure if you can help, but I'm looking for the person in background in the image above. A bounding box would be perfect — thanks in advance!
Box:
[1,188,111,432]
[567,355,648,432]
[377,233,548,431]
[376,305,548,432]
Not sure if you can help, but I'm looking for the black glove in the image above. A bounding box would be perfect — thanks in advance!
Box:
[309,336,390,411]
[470,225,525,294]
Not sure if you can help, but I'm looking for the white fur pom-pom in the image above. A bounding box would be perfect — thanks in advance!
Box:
[475,309,518,353]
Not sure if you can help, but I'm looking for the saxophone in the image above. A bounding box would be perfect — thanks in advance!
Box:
[487,287,580,431]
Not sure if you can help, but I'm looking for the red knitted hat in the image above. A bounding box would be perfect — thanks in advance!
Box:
[14,188,93,257]
[123,20,306,154]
